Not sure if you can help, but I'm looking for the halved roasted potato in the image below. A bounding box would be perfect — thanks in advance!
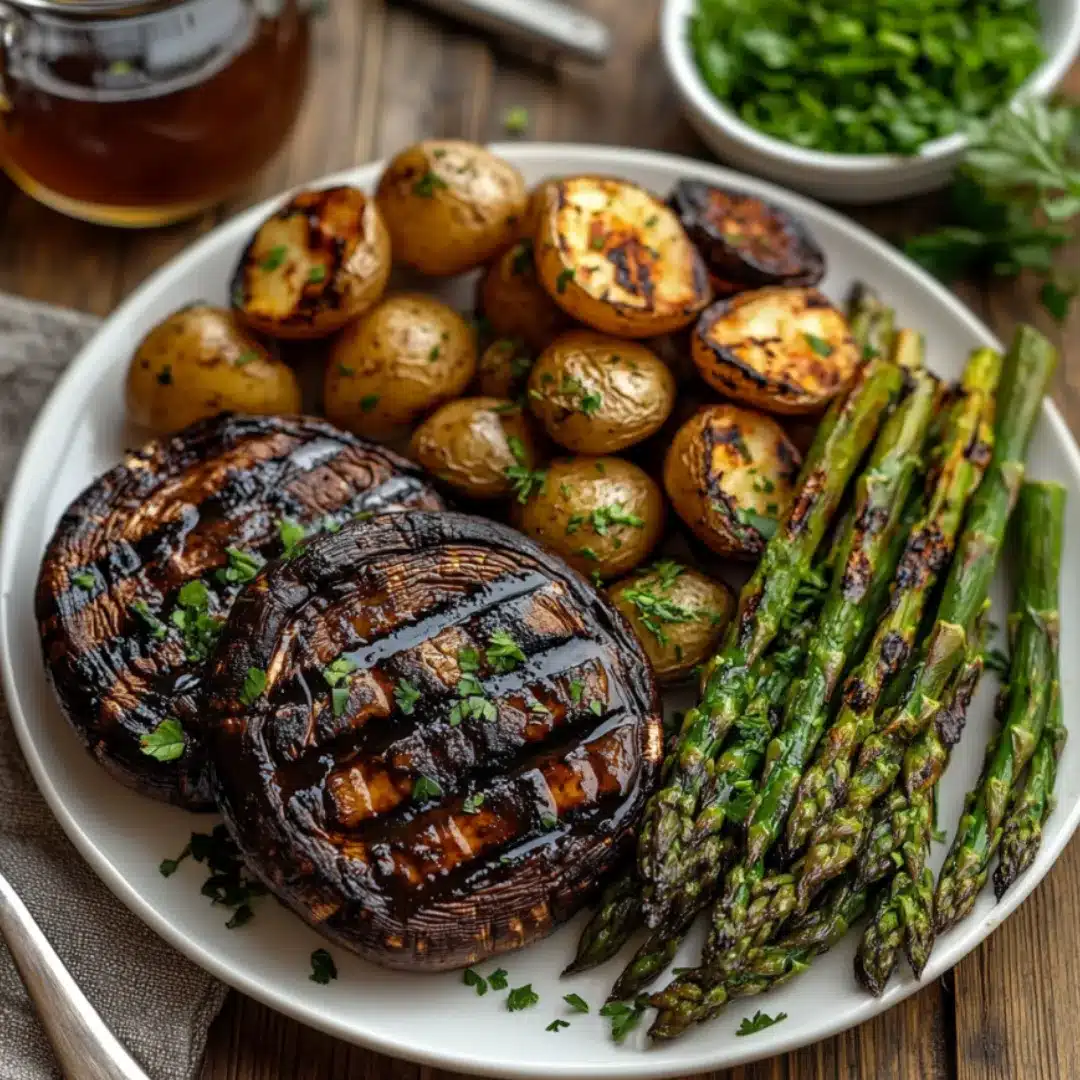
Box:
[535,176,712,338]
[477,238,573,353]
[325,293,477,443]
[692,287,859,415]
[527,330,676,454]
[608,560,735,683]
[511,456,665,581]
[375,140,528,276]
[663,404,801,559]
[409,397,543,501]
[667,180,825,297]
[475,338,535,400]
[231,186,391,340]
[126,306,301,434]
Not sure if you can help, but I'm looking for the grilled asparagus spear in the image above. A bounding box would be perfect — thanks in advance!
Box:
[935,481,1065,932]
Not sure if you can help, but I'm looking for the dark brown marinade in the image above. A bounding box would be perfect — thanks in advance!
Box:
[204,511,663,971]
[35,413,446,810]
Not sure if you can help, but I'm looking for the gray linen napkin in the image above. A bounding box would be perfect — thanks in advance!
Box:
[0,294,229,1080]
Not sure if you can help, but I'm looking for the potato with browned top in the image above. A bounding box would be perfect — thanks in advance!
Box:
[126,306,301,434]
[527,331,677,454]
[692,287,858,415]
[326,294,476,442]
[663,403,801,559]
[535,176,712,338]
[231,186,391,340]
[409,398,542,501]
[609,560,735,683]
[512,456,664,581]
[376,140,527,276]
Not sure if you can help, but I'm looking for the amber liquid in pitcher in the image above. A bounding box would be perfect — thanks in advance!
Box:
[0,1,310,227]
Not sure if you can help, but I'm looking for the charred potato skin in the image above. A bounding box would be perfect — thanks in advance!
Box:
[205,511,663,970]
[126,306,301,434]
[511,456,665,580]
[692,287,859,416]
[376,140,528,276]
[668,179,825,297]
[326,293,477,443]
[535,176,713,339]
[478,238,573,353]
[409,398,542,500]
[609,563,735,683]
[231,186,391,340]
[527,330,677,454]
[663,404,801,559]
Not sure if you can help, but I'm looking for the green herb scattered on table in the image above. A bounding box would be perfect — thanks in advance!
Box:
[310,949,337,984]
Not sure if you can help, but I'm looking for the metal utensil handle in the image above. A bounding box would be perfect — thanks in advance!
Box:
[0,871,150,1080]
[414,0,610,64]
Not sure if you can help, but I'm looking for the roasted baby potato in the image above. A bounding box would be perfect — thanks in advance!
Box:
[609,560,735,683]
[527,330,677,454]
[664,404,801,559]
[409,397,542,501]
[535,176,712,338]
[693,287,859,415]
[376,140,528,276]
[511,456,664,581]
[476,338,535,400]
[325,293,476,442]
[231,186,391,340]
[126,306,301,434]
[667,180,825,297]
[477,238,573,353]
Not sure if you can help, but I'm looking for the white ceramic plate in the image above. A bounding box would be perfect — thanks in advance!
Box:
[2,145,1079,1078]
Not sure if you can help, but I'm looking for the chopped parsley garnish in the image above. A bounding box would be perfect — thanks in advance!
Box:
[505,434,546,503]
[278,517,307,558]
[735,1010,787,1036]
[412,775,443,802]
[462,792,486,815]
[507,984,539,1012]
[577,547,600,562]
[563,993,589,1013]
[540,812,558,831]
[260,245,287,271]
[734,506,779,541]
[803,332,834,357]
[511,240,534,276]
[504,105,530,134]
[645,214,659,227]
[337,363,355,376]
[324,656,357,687]
[463,968,488,995]
[569,680,585,704]
[428,345,441,363]
[555,268,575,294]
[309,948,337,985]
[487,629,526,673]
[171,580,224,663]
[308,265,327,285]
[488,968,509,991]
[413,170,449,197]
[330,687,350,717]
[235,350,258,367]
[159,844,190,877]
[359,394,380,412]
[546,1020,570,1032]
[589,700,604,717]
[529,700,552,715]
[620,581,700,647]
[174,824,268,928]
[394,677,421,715]
[578,391,603,416]
[458,646,481,673]
[72,571,95,589]
[450,696,498,726]
[600,1000,647,1042]
[130,600,167,640]
[240,666,267,705]
[217,546,264,586]
[157,364,173,386]
[139,718,185,762]
[590,503,644,535]
[566,514,585,535]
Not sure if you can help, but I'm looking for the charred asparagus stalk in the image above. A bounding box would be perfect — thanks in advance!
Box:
[563,869,642,975]
[993,685,1065,900]
[935,480,1065,933]
[636,292,904,924]
[784,350,998,862]
[796,325,1057,911]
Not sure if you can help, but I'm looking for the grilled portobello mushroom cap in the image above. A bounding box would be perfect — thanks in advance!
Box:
[203,511,664,971]
[35,414,446,811]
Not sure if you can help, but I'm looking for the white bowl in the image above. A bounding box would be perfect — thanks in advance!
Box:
[661,0,1080,203]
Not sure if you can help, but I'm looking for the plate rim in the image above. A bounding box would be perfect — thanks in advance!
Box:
[3,142,1079,1078]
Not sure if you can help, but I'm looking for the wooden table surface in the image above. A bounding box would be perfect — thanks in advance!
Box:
[2,2,1078,1078]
